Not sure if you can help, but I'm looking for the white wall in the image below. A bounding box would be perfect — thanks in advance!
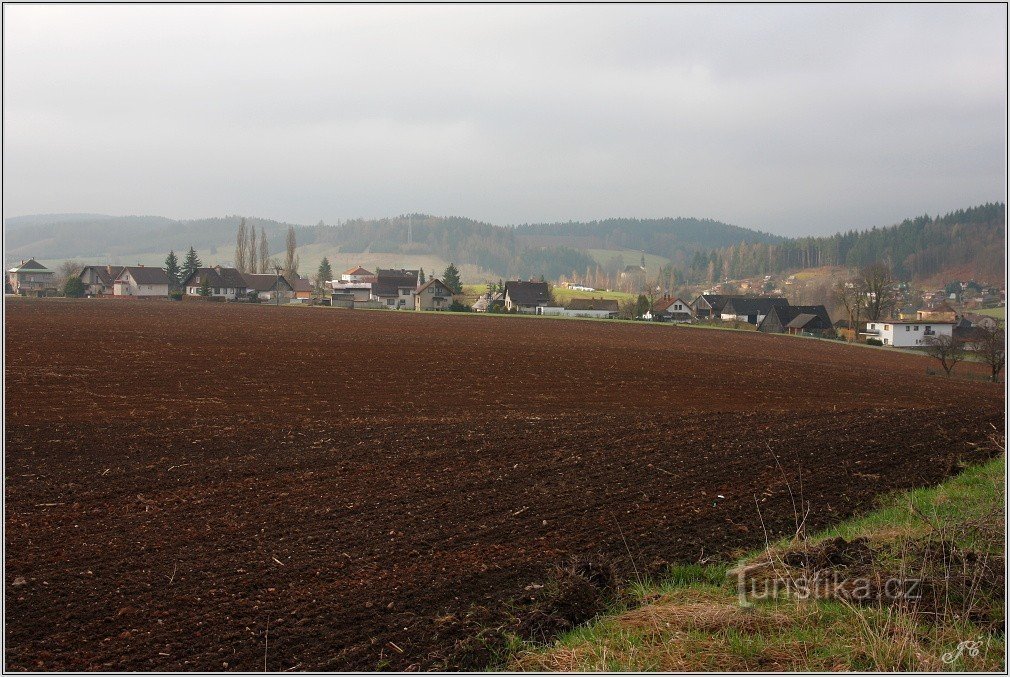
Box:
[115,272,168,297]
[866,321,954,347]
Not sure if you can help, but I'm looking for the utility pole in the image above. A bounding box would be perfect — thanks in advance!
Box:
[273,265,283,307]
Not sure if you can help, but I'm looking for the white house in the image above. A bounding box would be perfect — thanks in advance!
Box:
[340,266,375,283]
[645,297,693,322]
[113,266,170,297]
[860,320,954,347]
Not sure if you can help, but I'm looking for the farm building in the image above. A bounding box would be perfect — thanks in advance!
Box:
[113,266,170,297]
[646,296,693,322]
[181,266,249,299]
[757,304,833,336]
[860,320,954,347]
[503,281,551,313]
[415,278,456,311]
[719,297,789,324]
[290,277,314,299]
[330,282,373,307]
[244,273,294,301]
[79,265,124,296]
[7,259,56,296]
[541,298,619,318]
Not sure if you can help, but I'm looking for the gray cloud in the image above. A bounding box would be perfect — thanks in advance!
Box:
[3,4,1005,235]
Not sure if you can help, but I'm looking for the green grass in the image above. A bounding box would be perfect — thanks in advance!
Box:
[975,307,1005,320]
[506,454,1006,672]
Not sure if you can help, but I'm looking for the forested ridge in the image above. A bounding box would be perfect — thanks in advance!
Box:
[5,203,1003,283]
[685,203,1005,283]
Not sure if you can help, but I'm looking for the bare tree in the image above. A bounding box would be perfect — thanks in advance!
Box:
[259,227,269,274]
[974,325,1005,382]
[832,278,865,339]
[283,226,299,279]
[859,262,898,322]
[54,260,84,291]
[248,226,257,274]
[235,218,248,272]
[923,334,964,378]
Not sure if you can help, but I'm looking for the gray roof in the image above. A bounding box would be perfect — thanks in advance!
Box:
[182,266,248,289]
[244,273,293,292]
[504,281,550,306]
[566,297,619,312]
[9,258,51,273]
[118,266,171,285]
[720,297,789,316]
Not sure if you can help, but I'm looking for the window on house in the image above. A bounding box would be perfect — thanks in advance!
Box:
[906,325,910,331]
[884,325,890,331]
[914,325,919,330]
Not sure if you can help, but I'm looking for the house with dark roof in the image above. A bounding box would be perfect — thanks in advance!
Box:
[646,296,693,322]
[503,281,551,313]
[8,259,56,296]
[371,269,419,308]
[113,266,171,297]
[719,297,789,324]
[758,304,834,336]
[181,266,250,300]
[415,278,455,311]
[244,273,294,301]
[79,265,125,296]
[690,294,737,319]
[288,277,313,299]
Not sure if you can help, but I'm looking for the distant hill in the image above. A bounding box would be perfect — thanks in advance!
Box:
[3,214,297,266]
[689,203,1005,285]
[4,205,1003,285]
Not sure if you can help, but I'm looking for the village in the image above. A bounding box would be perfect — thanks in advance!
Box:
[7,255,1005,367]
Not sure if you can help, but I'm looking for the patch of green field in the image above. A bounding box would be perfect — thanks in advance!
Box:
[975,306,1005,321]
[506,454,1006,672]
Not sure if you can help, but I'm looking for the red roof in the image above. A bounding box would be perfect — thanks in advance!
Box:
[343,266,373,276]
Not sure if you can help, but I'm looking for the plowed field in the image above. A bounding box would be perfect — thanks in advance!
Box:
[5,299,1003,670]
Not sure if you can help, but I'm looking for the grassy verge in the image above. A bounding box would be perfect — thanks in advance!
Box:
[505,452,1005,672]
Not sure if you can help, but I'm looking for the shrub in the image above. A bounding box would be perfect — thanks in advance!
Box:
[63,278,86,298]
[866,338,883,346]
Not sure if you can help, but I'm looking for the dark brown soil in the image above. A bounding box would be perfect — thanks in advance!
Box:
[4,299,1003,670]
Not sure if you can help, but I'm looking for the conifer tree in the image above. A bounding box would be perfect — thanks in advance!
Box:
[182,246,202,283]
[442,263,462,294]
[164,250,181,289]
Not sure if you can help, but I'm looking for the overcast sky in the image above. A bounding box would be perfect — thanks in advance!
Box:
[3,4,1006,236]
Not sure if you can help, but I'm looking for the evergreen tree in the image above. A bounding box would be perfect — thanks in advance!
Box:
[63,277,86,298]
[164,250,181,289]
[182,246,202,283]
[315,257,333,291]
[442,263,462,294]
[419,267,426,284]
[198,275,211,297]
